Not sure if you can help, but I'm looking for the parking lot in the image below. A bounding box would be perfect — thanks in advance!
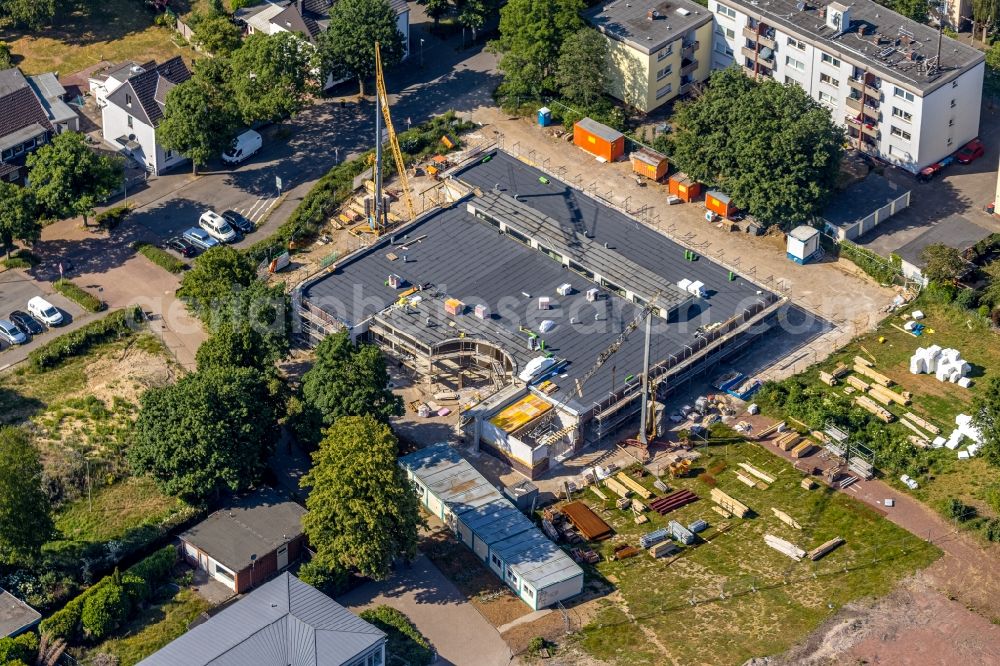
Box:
[0,269,93,368]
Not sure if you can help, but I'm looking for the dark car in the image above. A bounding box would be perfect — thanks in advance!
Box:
[955,138,985,165]
[9,310,43,336]
[222,210,254,235]
[166,236,198,257]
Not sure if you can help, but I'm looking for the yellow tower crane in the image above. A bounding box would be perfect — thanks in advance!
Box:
[373,41,416,228]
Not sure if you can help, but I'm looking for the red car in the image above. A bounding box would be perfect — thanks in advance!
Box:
[955,138,985,164]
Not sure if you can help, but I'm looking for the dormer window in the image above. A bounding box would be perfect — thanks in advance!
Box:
[126,93,132,107]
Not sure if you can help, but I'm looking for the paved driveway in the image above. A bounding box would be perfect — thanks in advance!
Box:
[0,268,92,368]
[337,554,512,666]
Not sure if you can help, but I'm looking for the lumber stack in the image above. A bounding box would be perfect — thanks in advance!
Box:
[776,432,802,452]
[904,412,940,435]
[764,534,806,561]
[712,505,732,519]
[650,489,698,515]
[649,541,679,558]
[615,498,631,510]
[832,362,851,378]
[854,355,874,368]
[710,488,750,518]
[855,396,894,423]
[819,371,838,386]
[631,499,649,512]
[616,472,654,499]
[590,487,608,502]
[772,507,802,529]
[735,471,757,488]
[790,441,815,458]
[845,375,871,392]
[808,537,845,561]
[738,463,775,484]
[853,364,893,387]
[605,477,631,499]
[869,384,910,406]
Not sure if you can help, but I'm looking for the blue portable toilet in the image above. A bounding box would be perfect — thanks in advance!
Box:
[538,106,552,127]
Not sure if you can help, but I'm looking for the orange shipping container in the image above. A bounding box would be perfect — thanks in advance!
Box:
[574,118,625,162]
[630,148,668,181]
[668,172,701,202]
[705,190,737,218]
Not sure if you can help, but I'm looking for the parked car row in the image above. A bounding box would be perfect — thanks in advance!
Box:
[917,138,985,182]
[0,297,64,346]
[170,209,258,258]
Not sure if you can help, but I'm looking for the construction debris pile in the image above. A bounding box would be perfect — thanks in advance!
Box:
[909,345,973,388]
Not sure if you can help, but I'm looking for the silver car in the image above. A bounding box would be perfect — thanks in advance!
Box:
[0,318,28,345]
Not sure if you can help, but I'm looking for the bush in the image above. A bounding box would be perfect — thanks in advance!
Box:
[2,249,40,269]
[29,306,142,370]
[297,559,350,596]
[986,483,1000,514]
[955,288,980,310]
[127,546,176,586]
[94,206,129,231]
[944,498,976,522]
[837,241,900,284]
[358,606,434,666]
[39,594,84,641]
[81,582,128,640]
[135,242,187,273]
[121,573,149,607]
[0,632,39,663]
[53,278,104,312]
[983,518,1000,542]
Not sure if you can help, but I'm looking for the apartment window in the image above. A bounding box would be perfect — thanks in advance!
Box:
[165,149,173,159]
[657,44,674,61]
[787,37,806,50]
[12,144,24,156]
[725,27,735,39]
[819,72,839,87]
[893,86,914,102]
[891,107,912,122]
[890,126,911,141]
[523,586,535,599]
[657,65,673,80]
[717,3,736,19]
[127,115,133,129]
[1,148,12,160]
[785,55,805,72]
[656,83,673,99]
[818,90,835,105]
[820,52,841,67]
[715,39,734,56]
[785,75,796,84]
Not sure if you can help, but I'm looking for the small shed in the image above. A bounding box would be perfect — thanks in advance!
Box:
[669,172,700,202]
[705,191,737,219]
[630,148,668,181]
[786,226,821,264]
[503,479,540,511]
[821,173,911,241]
[574,118,625,162]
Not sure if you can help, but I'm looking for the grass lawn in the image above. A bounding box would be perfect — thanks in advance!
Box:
[82,584,210,666]
[567,439,940,665]
[0,0,198,76]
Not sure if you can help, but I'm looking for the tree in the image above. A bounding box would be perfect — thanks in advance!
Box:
[317,0,405,96]
[490,0,585,101]
[301,415,422,580]
[0,182,39,257]
[81,582,128,640]
[296,330,402,446]
[0,41,12,69]
[157,66,240,175]
[230,32,312,123]
[456,0,488,41]
[980,260,1000,309]
[555,28,608,107]
[26,132,123,226]
[128,367,280,501]
[973,376,1000,466]
[0,0,57,29]
[988,41,1000,74]
[177,246,257,307]
[891,0,927,22]
[192,14,243,56]
[195,320,287,371]
[920,244,967,284]
[670,68,843,229]
[417,0,451,30]
[0,427,53,565]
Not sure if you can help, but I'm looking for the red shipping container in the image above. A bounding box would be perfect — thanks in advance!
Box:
[668,172,701,202]
[574,118,625,162]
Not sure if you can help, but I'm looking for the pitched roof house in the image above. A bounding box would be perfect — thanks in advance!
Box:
[0,66,78,184]
[97,57,192,175]
[138,573,386,666]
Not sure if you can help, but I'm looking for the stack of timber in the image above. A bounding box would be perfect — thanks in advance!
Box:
[832,363,851,378]
[615,498,631,510]
[854,364,893,387]
[605,477,631,499]
[771,507,802,529]
[613,544,640,560]
[739,463,775,484]
[819,371,838,386]
[869,384,911,406]
[764,534,806,561]
[650,489,698,515]
[808,537,845,561]
[903,412,940,435]
[712,505,733,519]
[616,472,654,499]
[710,488,751,518]
[631,499,649,512]
[561,501,614,541]
[590,487,609,502]
[790,441,816,458]
[776,432,802,451]
[845,375,871,392]
[855,396,894,422]
[735,471,758,488]
[854,355,874,368]
[649,541,679,558]
[800,477,817,490]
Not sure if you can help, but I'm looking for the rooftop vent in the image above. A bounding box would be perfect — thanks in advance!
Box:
[826,2,850,33]
[647,8,660,19]
[676,7,691,15]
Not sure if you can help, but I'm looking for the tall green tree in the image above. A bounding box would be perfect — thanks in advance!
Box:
[0,427,53,565]
[670,67,843,229]
[157,69,240,175]
[0,0,58,29]
[0,182,38,257]
[456,0,488,41]
[128,367,281,501]
[920,244,967,284]
[417,0,451,30]
[296,330,402,446]
[555,28,609,107]
[230,32,312,123]
[300,415,422,581]
[177,246,257,305]
[192,13,243,56]
[973,376,1000,466]
[316,0,405,96]
[890,0,928,22]
[26,132,123,226]
[490,0,585,101]
[981,261,1000,309]
[195,320,287,371]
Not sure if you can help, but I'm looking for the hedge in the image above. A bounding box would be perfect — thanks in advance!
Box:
[2,249,39,269]
[358,606,434,666]
[39,546,177,643]
[28,305,143,371]
[136,242,187,273]
[95,205,130,231]
[837,241,901,285]
[53,278,105,312]
[0,632,39,664]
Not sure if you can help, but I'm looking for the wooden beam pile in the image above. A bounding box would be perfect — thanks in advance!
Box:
[808,537,845,561]
[853,363,893,387]
[903,412,940,435]
[845,375,871,392]
[738,463,775,484]
[649,489,698,515]
[710,488,750,518]
[605,477,631,499]
[790,441,815,458]
[771,507,802,529]
[819,371,837,386]
[869,384,910,406]
[616,472,654,499]
[735,471,757,488]
[590,487,608,501]
[854,355,874,368]
[764,534,806,561]
[776,432,802,451]
[855,396,894,422]
[832,362,851,378]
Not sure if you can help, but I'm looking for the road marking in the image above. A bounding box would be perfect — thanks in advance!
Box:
[245,197,266,218]
[249,196,279,222]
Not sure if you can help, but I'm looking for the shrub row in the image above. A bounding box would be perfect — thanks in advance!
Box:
[39,546,176,644]
[136,242,187,273]
[358,606,434,666]
[95,205,130,231]
[0,631,38,664]
[837,241,901,285]
[29,305,143,371]
[53,278,105,312]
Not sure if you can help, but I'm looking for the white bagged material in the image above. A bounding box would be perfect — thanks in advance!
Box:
[957,377,973,388]
[958,450,971,460]
[932,436,947,448]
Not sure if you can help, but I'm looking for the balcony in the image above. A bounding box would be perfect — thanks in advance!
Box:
[743,63,773,79]
[847,77,864,93]
[742,25,776,48]
[740,46,773,67]
[680,58,698,76]
[860,123,879,139]
[682,41,700,58]
[680,82,694,95]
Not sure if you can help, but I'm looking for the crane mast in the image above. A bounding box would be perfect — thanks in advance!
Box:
[372,41,416,234]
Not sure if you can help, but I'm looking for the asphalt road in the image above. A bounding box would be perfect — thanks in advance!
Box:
[0,269,91,367]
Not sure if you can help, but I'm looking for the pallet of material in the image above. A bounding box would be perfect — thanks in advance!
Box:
[615,498,631,510]
[561,501,614,541]
[634,513,649,524]
[907,434,930,448]
[853,364,893,387]
[790,441,815,458]
[903,412,940,435]
[832,362,851,379]
[819,371,838,386]
[604,477,631,499]
[639,527,670,549]
[845,375,871,392]
[808,537,845,561]
[735,471,757,488]
[590,487,609,502]
[631,499,649,513]
[869,384,911,406]
[776,432,802,451]
[710,488,751,518]
[764,534,806,561]
[800,477,816,490]
[613,545,640,560]
[712,505,732,519]
[616,472,654,499]
[854,355,874,368]
[855,396,894,423]
[771,507,802,529]
[738,463,775,484]
[649,541,680,558]
[649,489,698,515]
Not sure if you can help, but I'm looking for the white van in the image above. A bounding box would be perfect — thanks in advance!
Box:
[222,130,262,165]
[198,211,238,243]
[27,296,64,326]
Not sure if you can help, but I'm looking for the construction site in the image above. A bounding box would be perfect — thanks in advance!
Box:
[297,149,786,478]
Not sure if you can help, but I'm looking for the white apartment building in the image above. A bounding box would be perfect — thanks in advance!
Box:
[710,0,984,173]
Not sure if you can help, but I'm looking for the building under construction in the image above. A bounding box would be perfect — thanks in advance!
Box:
[297,150,784,478]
